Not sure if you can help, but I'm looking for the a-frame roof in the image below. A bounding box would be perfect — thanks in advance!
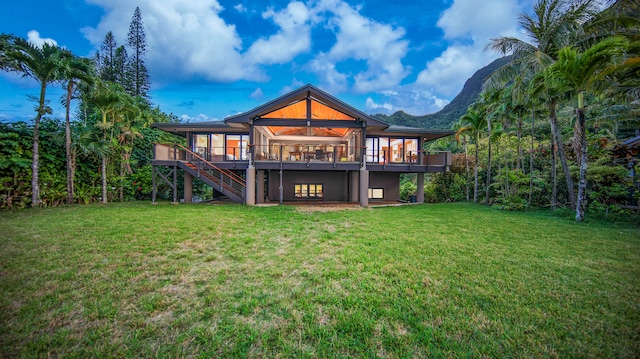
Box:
[225,84,389,128]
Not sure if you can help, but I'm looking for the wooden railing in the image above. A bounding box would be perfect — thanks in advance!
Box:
[177,144,246,200]
[153,143,246,200]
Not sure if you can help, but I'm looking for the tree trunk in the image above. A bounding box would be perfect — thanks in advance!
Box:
[575,103,588,222]
[528,106,535,208]
[65,81,74,205]
[517,115,524,173]
[31,83,47,207]
[464,137,470,202]
[70,150,77,204]
[551,138,557,211]
[119,159,125,202]
[485,119,493,204]
[102,156,108,204]
[474,135,479,203]
[549,101,576,209]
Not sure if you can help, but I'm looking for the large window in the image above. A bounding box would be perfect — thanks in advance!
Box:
[226,134,248,160]
[366,137,419,163]
[193,134,209,159]
[211,134,224,156]
[294,183,324,199]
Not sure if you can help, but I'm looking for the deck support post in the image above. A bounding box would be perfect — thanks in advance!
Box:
[417,172,425,204]
[152,166,157,204]
[349,171,359,203]
[359,167,369,207]
[279,149,284,205]
[246,164,256,206]
[257,170,265,204]
[184,172,193,203]
[172,165,178,204]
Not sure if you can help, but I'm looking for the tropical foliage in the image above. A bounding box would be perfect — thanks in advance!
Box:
[0,8,179,209]
[424,0,639,222]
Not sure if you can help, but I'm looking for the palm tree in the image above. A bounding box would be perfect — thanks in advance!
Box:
[457,109,487,203]
[487,0,601,210]
[86,81,130,203]
[545,36,630,221]
[454,122,471,202]
[87,81,139,203]
[1,36,71,206]
[477,89,503,204]
[61,56,94,205]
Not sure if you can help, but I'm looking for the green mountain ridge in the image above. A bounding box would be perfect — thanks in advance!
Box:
[373,56,512,130]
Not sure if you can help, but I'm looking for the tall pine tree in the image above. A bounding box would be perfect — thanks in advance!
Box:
[96,31,117,82]
[113,45,131,93]
[126,7,150,99]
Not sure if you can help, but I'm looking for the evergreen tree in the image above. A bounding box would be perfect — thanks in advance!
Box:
[126,6,150,99]
[114,45,132,93]
[97,31,118,82]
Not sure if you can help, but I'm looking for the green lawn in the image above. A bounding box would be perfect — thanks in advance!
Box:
[1,203,638,358]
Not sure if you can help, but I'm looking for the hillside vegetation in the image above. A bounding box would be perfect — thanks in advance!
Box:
[373,56,513,129]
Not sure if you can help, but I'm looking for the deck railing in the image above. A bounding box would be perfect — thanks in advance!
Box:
[252,144,363,163]
[153,143,186,161]
[156,143,450,169]
[153,143,246,200]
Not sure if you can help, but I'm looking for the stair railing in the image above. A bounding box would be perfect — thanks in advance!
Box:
[175,144,246,199]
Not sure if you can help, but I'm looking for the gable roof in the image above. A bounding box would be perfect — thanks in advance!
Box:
[225,84,388,128]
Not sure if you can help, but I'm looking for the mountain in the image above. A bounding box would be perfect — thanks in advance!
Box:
[373,56,512,130]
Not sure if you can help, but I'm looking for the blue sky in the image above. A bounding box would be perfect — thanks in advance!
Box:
[1,0,531,123]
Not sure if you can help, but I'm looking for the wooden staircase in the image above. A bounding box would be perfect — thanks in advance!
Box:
[177,145,246,203]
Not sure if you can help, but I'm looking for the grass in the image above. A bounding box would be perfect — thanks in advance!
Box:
[0,202,639,358]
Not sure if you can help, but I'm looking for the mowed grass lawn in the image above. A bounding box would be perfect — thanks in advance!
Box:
[0,203,638,358]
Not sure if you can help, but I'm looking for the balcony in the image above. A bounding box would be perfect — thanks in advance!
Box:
[153,143,450,172]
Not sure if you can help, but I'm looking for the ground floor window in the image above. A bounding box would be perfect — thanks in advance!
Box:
[295,183,324,199]
[368,188,384,199]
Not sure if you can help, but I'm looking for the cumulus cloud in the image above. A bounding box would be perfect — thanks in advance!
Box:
[244,1,312,66]
[437,0,520,41]
[249,87,263,100]
[27,30,58,47]
[313,0,410,93]
[369,86,450,116]
[82,0,256,84]
[413,0,523,101]
[279,78,306,95]
[308,54,349,93]
[81,0,411,96]
[180,113,220,122]
[365,97,394,113]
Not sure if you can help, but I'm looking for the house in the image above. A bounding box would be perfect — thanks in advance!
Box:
[151,84,453,206]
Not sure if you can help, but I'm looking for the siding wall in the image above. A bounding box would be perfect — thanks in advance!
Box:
[266,170,401,202]
[369,172,400,201]
[267,171,349,202]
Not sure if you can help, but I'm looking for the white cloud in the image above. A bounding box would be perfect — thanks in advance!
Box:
[244,1,312,66]
[437,0,520,41]
[416,45,495,97]
[80,0,412,95]
[249,87,263,100]
[180,113,219,122]
[313,0,410,93]
[27,30,58,47]
[372,86,450,116]
[413,0,523,101]
[279,78,306,95]
[308,55,348,93]
[82,0,259,84]
[365,97,394,113]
